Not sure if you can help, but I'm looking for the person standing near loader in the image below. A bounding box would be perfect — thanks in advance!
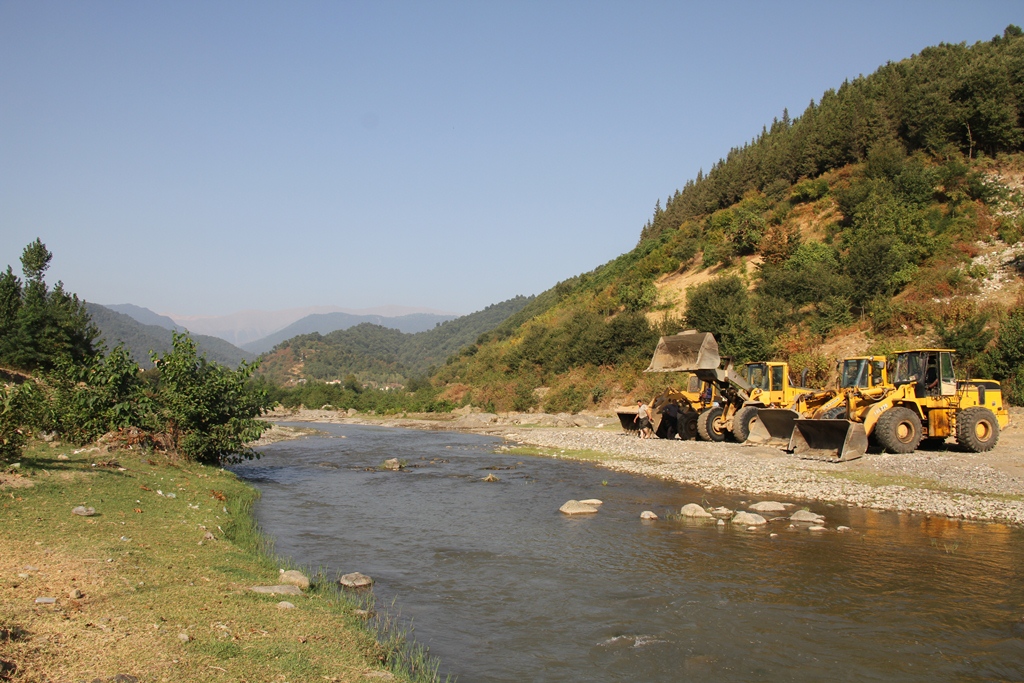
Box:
[635,400,652,439]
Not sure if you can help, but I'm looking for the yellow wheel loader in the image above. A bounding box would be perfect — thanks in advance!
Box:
[728,361,815,443]
[748,356,889,447]
[615,373,715,439]
[636,330,812,442]
[790,349,1009,462]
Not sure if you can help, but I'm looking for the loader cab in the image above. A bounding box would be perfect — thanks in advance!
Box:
[744,362,788,405]
[892,350,956,398]
[839,356,888,389]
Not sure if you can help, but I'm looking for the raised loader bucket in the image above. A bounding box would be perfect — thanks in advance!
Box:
[790,419,868,462]
[645,331,721,373]
[749,408,800,446]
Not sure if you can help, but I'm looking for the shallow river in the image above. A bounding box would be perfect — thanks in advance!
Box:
[234,423,1024,682]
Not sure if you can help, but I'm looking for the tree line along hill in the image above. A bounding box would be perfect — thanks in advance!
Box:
[418,27,1024,414]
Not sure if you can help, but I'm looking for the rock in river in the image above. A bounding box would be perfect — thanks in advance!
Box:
[790,510,825,523]
[340,572,374,588]
[748,501,788,513]
[680,503,712,518]
[732,511,768,526]
[560,500,599,515]
[640,510,658,520]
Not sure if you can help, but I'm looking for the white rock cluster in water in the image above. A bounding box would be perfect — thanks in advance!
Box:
[640,510,658,520]
[496,425,1024,526]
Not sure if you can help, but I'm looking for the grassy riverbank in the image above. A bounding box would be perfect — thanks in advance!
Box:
[0,442,435,682]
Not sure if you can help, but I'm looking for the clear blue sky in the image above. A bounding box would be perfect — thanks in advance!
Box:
[2,2,1020,316]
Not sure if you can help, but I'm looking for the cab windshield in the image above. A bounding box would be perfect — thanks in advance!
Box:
[746,363,769,391]
[840,360,869,388]
[893,352,925,385]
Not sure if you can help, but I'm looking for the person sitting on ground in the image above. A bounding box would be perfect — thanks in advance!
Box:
[634,400,652,439]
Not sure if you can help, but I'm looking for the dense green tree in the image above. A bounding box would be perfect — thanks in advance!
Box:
[154,333,272,465]
[684,275,772,362]
[0,239,98,372]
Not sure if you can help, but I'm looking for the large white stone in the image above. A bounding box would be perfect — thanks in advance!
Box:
[732,511,768,526]
[560,500,599,515]
[680,503,712,518]
[279,569,310,590]
[790,510,825,523]
[748,501,788,513]
[339,572,374,588]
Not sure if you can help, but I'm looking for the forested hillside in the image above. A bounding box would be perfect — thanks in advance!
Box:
[258,295,532,386]
[242,311,457,354]
[86,303,255,368]
[427,27,1024,413]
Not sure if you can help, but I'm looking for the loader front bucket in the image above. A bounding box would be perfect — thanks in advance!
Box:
[790,419,867,462]
[644,332,721,373]
[616,408,639,431]
[748,408,800,446]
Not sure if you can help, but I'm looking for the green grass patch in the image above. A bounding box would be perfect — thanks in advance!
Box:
[0,442,446,682]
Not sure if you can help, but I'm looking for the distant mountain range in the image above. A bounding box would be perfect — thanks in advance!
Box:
[257,296,533,384]
[86,303,255,368]
[240,312,458,354]
[104,303,180,330]
[166,305,459,347]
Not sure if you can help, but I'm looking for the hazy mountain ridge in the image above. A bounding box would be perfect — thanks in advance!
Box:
[258,296,533,384]
[241,312,458,354]
[167,305,460,346]
[104,304,180,331]
[86,303,255,369]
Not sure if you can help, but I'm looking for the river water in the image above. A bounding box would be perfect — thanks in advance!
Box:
[234,423,1024,682]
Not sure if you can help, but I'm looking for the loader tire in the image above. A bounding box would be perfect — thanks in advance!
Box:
[956,407,999,453]
[697,406,727,442]
[875,406,923,454]
[732,406,760,442]
[678,412,699,440]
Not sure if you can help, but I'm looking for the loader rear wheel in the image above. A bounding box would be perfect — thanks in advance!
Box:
[875,407,923,454]
[697,407,726,442]
[956,407,999,452]
[732,406,760,442]
[678,412,699,440]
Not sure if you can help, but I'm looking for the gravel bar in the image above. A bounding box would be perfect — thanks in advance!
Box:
[500,428,1024,526]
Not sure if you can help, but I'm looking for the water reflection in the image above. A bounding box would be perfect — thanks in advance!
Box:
[234,423,1024,682]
